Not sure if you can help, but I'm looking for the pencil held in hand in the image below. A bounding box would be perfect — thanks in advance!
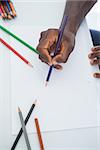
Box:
[45,15,68,85]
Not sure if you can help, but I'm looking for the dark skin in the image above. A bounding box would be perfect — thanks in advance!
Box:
[37,0,98,75]
[88,46,100,78]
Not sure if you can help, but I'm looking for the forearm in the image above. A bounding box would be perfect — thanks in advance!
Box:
[64,0,97,35]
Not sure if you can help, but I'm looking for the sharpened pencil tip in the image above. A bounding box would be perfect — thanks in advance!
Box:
[28,62,33,68]
[45,81,48,87]
[18,107,21,112]
[4,13,7,18]
[8,15,12,20]
[13,11,17,17]
[34,118,38,122]
[34,100,37,105]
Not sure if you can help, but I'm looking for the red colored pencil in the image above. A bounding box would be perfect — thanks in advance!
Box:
[0,2,7,18]
[0,38,33,67]
[0,4,5,18]
[0,8,3,18]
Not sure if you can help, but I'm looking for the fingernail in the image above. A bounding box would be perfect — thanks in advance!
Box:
[93,73,99,78]
[88,54,92,58]
[91,47,94,51]
[90,60,94,65]
[59,67,63,70]
[93,73,100,78]
[93,73,96,78]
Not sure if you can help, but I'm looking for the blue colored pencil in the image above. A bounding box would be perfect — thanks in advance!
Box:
[5,1,13,16]
[45,15,68,86]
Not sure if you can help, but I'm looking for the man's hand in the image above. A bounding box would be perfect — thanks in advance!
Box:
[36,0,96,70]
[88,46,100,78]
[37,29,75,70]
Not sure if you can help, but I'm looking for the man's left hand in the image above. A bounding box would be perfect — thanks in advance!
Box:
[88,46,100,78]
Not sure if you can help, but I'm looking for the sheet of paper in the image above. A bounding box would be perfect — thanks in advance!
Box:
[9,21,99,135]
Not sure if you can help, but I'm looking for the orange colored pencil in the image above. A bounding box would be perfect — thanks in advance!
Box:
[8,1,16,17]
[3,2,12,19]
[35,118,44,150]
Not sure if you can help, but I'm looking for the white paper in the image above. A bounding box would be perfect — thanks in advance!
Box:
[10,21,99,135]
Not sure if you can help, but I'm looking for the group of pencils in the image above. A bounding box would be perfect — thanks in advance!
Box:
[11,100,44,150]
[0,15,68,85]
[0,0,16,20]
[0,25,35,67]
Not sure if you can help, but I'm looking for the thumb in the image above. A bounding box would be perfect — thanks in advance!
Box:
[52,54,64,64]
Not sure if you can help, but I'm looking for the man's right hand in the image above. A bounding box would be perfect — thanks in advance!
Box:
[37,29,75,70]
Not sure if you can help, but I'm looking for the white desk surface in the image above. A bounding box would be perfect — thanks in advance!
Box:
[0,1,100,150]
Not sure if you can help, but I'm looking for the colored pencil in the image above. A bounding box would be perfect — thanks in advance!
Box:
[11,100,37,150]
[0,2,7,18]
[0,7,3,18]
[0,38,33,67]
[5,1,13,17]
[0,7,4,18]
[35,118,44,150]
[45,15,68,86]
[18,107,31,150]
[8,0,16,17]
[2,2,12,19]
[0,25,39,55]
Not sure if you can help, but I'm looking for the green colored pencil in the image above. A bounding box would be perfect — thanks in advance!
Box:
[0,25,39,55]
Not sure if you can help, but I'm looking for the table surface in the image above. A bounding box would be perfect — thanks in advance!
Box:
[0,1,100,150]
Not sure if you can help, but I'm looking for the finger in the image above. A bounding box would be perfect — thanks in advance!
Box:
[38,48,52,65]
[52,54,63,64]
[54,64,63,70]
[88,52,100,59]
[48,42,56,54]
[39,54,51,66]
[91,46,100,52]
[37,31,58,64]
[37,39,52,65]
[52,42,71,64]
[90,59,100,65]
[93,73,100,78]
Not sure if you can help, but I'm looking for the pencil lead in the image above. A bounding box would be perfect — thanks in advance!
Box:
[45,81,48,87]
[10,11,14,17]
[28,62,33,68]
[13,11,17,17]
[7,14,12,20]
[4,13,7,18]
[34,100,37,105]
[18,107,21,112]
[34,118,38,121]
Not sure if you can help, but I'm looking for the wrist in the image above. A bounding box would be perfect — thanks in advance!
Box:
[63,29,75,53]
[63,29,75,42]
[64,16,80,35]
